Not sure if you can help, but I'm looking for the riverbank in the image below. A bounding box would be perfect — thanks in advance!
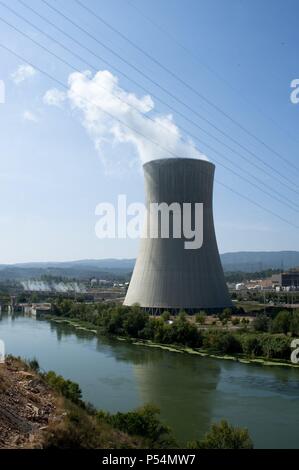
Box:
[0,356,63,448]
[44,315,299,369]
[0,356,157,449]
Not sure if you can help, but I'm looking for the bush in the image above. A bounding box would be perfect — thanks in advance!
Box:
[259,334,291,359]
[98,404,176,447]
[290,312,299,336]
[161,311,171,322]
[252,315,269,332]
[195,312,206,325]
[188,420,253,449]
[240,335,262,357]
[271,310,291,334]
[26,357,40,372]
[203,330,242,354]
[44,371,82,404]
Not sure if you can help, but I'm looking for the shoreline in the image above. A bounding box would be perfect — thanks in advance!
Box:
[44,315,299,369]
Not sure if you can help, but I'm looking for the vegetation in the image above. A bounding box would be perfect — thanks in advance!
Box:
[224,268,281,283]
[98,404,176,448]
[187,420,253,449]
[43,371,83,405]
[49,300,298,363]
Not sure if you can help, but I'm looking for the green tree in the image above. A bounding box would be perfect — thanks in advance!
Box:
[203,330,241,354]
[188,420,253,449]
[271,310,291,334]
[161,311,171,322]
[44,371,82,404]
[98,404,176,447]
[290,311,299,336]
[240,335,262,357]
[195,311,206,325]
[252,314,269,332]
[259,334,290,359]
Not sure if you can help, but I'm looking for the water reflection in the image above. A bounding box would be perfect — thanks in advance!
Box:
[0,313,298,448]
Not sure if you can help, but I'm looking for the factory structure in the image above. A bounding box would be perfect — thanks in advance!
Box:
[229,269,299,292]
[272,270,299,290]
[124,158,232,313]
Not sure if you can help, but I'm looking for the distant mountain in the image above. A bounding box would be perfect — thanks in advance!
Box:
[220,251,299,272]
[0,259,135,281]
[0,252,298,280]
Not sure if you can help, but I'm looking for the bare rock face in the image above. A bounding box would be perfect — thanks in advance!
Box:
[0,358,59,448]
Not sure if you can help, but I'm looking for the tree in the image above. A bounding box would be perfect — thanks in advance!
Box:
[290,311,299,336]
[203,330,241,354]
[241,335,262,357]
[188,420,253,449]
[161,311,171,322]
[99,404,176,447]
[252,314,269,332]
[259,334,290,359]
[195,311,206,325]
[271,310,291,334]
[44,371,82,404]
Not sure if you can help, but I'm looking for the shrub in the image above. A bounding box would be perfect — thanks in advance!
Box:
[271,310,291,334]
[290,312,299,336]
[259,334,291,359]
[195,312,206,325]
[99,404,176,447]
[188,420,253,449]
[240,335,262,357]
[44,371,82,405]
[252,315,269,332]
[26,357,40,372]
[203,330,241,354]
[161,311,171,322]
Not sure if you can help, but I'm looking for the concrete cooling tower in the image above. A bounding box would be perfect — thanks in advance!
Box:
[124,158,232,312]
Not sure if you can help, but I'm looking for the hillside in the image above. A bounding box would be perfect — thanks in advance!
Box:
[0,357,145,449]
[0,251,298,280]
[221,251,299,272]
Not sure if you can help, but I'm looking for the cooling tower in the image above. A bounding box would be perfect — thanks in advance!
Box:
[124,158,232,312]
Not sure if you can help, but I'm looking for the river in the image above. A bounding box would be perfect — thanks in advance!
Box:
[1,313,299,448]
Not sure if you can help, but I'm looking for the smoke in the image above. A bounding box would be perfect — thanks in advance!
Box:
[21,280,86,293]
[44,70,206,170]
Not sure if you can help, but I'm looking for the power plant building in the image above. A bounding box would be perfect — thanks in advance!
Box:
[124,158,231,312]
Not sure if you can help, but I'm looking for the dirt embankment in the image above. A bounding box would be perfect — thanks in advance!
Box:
[0,357,64,448]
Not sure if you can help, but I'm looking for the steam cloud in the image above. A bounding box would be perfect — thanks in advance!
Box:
[21,280,86,293]
[44,70,206,170]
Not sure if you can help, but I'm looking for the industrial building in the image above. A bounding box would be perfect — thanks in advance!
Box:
[272,270,299,290]
[124,158,232,313]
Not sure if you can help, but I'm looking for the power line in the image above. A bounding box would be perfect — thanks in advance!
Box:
[12,0,299,201]
[0,42,298,229]
[126,0,299,148]
[1,8,299,214]
[74,0,299,175]
[36,0,299,191]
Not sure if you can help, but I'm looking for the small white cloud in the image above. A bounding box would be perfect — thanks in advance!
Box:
[23,110,39,123]
[11,64,36,85]
[43,88,66,107]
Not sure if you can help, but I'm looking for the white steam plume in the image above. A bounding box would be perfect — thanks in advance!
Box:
[44,70,206,170]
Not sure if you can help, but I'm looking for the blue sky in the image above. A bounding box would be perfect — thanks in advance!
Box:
[0,0,298,263]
